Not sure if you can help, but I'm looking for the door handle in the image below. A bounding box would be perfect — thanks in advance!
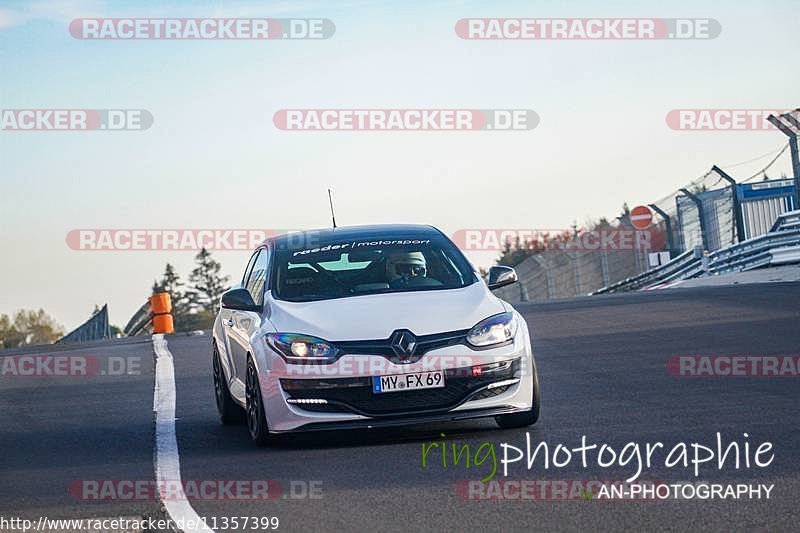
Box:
[225,319,234,327]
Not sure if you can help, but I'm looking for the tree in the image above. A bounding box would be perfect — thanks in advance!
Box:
[152,263,195,318]
[494,210,636,268]
[497,237,538,267]
[0,309,64,348]
[0,314,23,349]
[189,248,230,314]
[13,309,64,345]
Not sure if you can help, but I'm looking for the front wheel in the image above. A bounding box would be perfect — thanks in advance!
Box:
[212,343,244,425]
[246,358,272,446]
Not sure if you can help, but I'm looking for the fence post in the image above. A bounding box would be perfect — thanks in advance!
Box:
[532,255,553,299]
[600,248,610,286]
[711,165,745,243]
[679,188,710,251]
[649,203,677,256]
[767,111,800,209]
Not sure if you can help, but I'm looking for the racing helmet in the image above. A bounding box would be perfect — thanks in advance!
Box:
[387,251,427,279]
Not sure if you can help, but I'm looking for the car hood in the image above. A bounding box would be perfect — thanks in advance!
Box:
[266,281,506,340]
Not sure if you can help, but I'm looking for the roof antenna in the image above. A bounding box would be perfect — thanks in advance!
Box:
[327,188,338,228]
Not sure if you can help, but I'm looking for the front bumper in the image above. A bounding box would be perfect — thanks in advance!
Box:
[280,358,522,417]
[282,406,523,433]
[257,332,535,433]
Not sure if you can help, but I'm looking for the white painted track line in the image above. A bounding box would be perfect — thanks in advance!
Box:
[153,334,215,533]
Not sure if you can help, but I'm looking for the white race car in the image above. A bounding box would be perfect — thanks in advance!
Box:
[212,224,540,445]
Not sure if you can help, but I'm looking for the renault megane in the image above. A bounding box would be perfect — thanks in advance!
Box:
[211,224,540,445]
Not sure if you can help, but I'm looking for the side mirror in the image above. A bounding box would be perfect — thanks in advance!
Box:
[221,288,262,312]
[487,266,518,290]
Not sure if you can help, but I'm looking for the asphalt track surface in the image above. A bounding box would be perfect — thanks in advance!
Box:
[2,282,799,532]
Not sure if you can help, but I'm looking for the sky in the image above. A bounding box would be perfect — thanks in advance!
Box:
[0,0,798,331]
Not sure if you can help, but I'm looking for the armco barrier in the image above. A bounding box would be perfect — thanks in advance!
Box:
[707,229,800,274]
[593,209,800,293]
[591,247,703,294]
[122,300,152,336]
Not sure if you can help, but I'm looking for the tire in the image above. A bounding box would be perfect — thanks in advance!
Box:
[245,358,272,446]
[212,342,244,425]
[495,359,541,429]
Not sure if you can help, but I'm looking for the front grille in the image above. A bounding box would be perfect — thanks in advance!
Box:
[334,329,469,363]
[281,358,520,417]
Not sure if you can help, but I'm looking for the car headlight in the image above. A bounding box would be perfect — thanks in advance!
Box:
[265,333,339,363]
[466,312,517,348]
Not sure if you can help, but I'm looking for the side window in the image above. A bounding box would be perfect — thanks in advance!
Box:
[246,248,270,305]
[241,250,260,287]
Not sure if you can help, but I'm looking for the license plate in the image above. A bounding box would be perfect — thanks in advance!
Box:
[372,370,445,394]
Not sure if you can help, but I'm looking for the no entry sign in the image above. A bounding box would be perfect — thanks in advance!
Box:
[630,205,653,229]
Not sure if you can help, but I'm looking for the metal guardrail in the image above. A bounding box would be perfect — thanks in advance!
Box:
[593,209,800,294]
[592,247,702,294]
[771,246,800,265]
[707,228,800,275]
[123,300,153,336]
[769,209,800,233]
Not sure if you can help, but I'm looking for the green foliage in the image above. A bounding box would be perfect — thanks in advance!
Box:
[0,309,64,349]
[496,205,631,267]
[189,248,231,314]
[175,310,215,332]
[152,263,196,318]
[150,249,229,332]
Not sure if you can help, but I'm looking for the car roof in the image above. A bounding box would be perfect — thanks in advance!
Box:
[261,224,444,250]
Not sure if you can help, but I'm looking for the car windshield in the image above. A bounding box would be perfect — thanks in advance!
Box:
[272,236,477,302]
